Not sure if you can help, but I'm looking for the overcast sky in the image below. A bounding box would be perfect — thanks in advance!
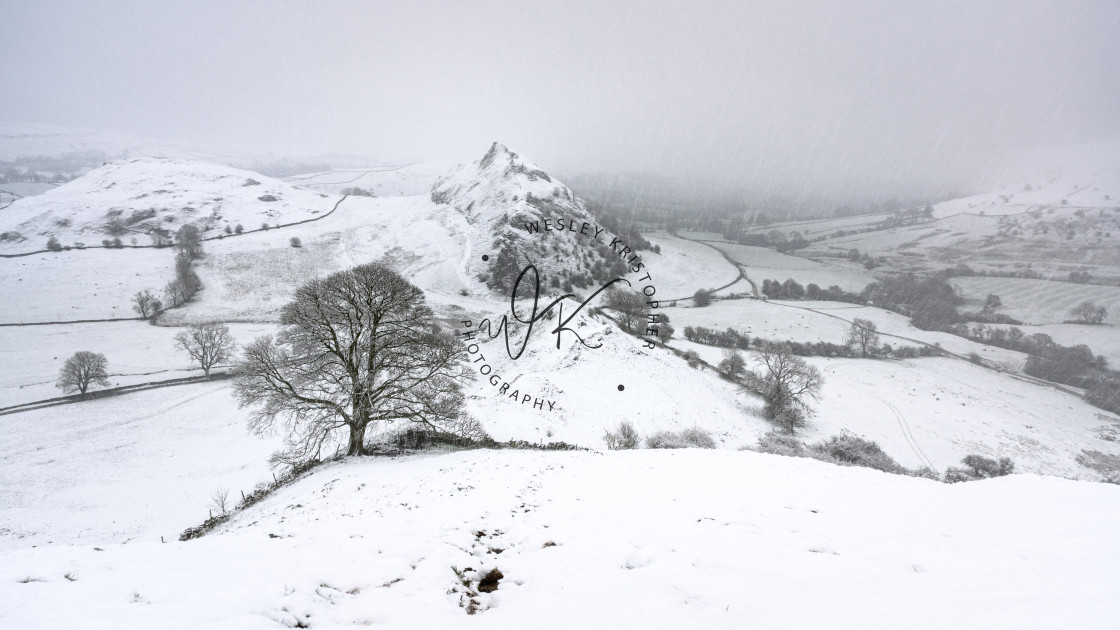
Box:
[2,0,1119,198]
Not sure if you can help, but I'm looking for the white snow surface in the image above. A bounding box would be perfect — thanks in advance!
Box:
[1,449,1117,629]
[0,158,339,253]
[285,163,454,197]
[0,381,279,550]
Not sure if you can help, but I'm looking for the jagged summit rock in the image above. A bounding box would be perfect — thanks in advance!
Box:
[431,143,631,295]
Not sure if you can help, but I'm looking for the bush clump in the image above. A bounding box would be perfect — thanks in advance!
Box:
[645,427,716,449]
[753,430,806,457]
[944,454,1015,483]
[603,421,641,450]
[748,434,1017,485]
[807,432,906,474]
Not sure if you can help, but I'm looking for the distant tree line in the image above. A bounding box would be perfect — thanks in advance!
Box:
[722,228,810,252]
[681,322,939,360]
[760,278,864,303]
[941,262,1118,288]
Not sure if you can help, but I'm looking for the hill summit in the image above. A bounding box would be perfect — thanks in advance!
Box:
[0,158,337,253]
[431,142,637,295]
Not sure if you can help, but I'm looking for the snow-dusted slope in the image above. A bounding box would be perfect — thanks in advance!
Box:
[2,449,1117,629]
[0,381,280,550]
[285,163,454,197]
[0,122,146,162]
[161,193,475,325]
[452,304,756,447]
[433,142,637,293]
[0,158,339,253]
[931,171,1120,218]
[793,171,1120,279]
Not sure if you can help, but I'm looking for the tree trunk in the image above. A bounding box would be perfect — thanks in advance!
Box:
[346,422,367,456]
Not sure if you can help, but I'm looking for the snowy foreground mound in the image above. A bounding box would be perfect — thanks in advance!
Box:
[3,449,1117,629]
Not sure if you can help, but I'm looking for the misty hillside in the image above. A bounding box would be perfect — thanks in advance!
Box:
[432,142,642,294]
[2,142,1119,629]
[0,158,339,253]
[4,3,1120,628]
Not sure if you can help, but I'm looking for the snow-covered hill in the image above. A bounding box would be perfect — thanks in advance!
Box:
[2,449,1117,629]
[433,142,636,293]
[285,163,454,197]
[931,171,1120,218]
[0,158,340,253]
[0,159,340,252]
[766,170,1120,281]
[0,122,147,163]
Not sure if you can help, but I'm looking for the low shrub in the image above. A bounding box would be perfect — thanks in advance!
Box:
[645,427,716,449]
[603,421,641,450]
[808,432,906,474]
[682,350,702,369]
[908,466,942,481]
[944,453,1016,483]
[754,430,805,457]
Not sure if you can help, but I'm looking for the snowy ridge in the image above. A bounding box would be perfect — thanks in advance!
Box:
[432,142,619,292]
[0,158,338,253]
[285,162,455,197]
[2,449,1117,628]
[932,170,1120,219]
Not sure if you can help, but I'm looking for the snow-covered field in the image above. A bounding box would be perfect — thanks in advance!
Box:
[643,231,739,299]
[665,299,1028,367]
[990,322,1120,367]
[0,248,175,323]
[2,449,1118,629]
[709,242,876,293]
[951,276,1120,326]
[0,381,279,550]
[0,321,276,406]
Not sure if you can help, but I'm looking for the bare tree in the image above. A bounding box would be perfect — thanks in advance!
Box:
[175,323,236,377]
[693,288,713,307]
[844,317,881,357]
[57,351,111,398]
[164,252,202,307]
[209,487,230,515]
[132,289,162,319]
[718,348,746,378]
[754,341,823,433]
[1070,301,1107,325]
[164,279,188,307]
[233,263,470,462]
[175,224,203,259]
[605,288,649,332]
